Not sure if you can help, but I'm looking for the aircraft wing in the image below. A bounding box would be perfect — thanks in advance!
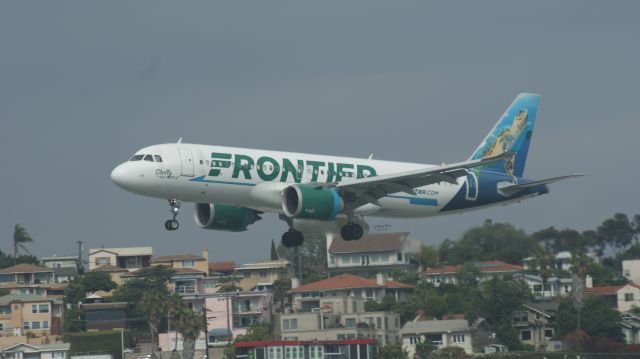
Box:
[334,151,513,210]
[498,174,584,196]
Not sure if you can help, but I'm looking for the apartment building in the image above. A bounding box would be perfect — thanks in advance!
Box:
[235,260,292,291]
[40,256,81,284]
[149,250,209,275]
[423,260,523,287]
[289,274,414,311]
[233,339,378,359]
[0,264,66,298]
[586,283,640,312]
[2,343,70,359]
[326,232,422,277]
[0,294,64,336]
[88,247,152,271]
[513,273,573,298]
[513,302,559,351]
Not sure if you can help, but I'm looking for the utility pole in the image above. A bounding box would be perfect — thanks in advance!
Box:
[226,291,231,348]
[76,240,84,272]
[203,300,210,359]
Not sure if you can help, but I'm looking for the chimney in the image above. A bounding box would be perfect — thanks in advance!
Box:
[586,275,593,289]
[376,273,385,286]
[202,248,209,263]
[291,277,300,289]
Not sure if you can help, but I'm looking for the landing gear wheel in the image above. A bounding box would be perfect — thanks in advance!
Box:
[165,219,179,231]
[165,198,181,231]
[341,223,364,241]
[282,229,304,247]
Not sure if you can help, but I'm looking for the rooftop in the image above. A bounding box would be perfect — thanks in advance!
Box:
[400,319,484,335]
[329,232,409,254]
[41,256,80,261]
[289,274,414,293]
[209,261,236,273]
[89,247,153,257]
[150,254,205,262]
[0,263,53,274]
[586,283,640,295]
[236,260,290,271]
[424,260,523,275]
[0,294,62,305]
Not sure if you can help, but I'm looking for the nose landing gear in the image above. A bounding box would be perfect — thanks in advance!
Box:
[164,198,180,231]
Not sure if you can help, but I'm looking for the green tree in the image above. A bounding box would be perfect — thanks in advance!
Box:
[12,224,33,265]
[430,347,469,359]
[378,343,408,359]
[532,226,596,253]
[82,271,117,293]
[441,220,537,265]
[277,232,327,283]
[139,290,168,359]
[597,213,638,254]
[414,341,437,359]
[234,322,276,342]
[177,309,204,359]
[456,263,481,289]
[419,244,438,268]
[166,293,186,353]
[217,275,242,293]
[557,296,622,340]
[270,239,279,260]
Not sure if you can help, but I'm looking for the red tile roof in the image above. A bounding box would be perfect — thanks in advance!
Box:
[586,283,640,295]
[209,261,235,273]
[289,274,414,293]
[424,260,523,275]
[150,254,205,262]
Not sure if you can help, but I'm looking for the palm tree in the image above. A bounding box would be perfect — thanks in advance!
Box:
[139,290,168,359]
[166,293,186,358]
[13,224,33,265]
[177,309,204,359]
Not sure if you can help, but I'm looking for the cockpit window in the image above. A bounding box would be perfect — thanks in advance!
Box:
[154,155,163,162]
[130,155,144,161]
[144,155,154,162]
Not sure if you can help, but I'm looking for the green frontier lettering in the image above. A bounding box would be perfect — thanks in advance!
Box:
[207,153,377,183]
[232,154,254,180]
[280,158,304,183]
[257,156,280,181]
[306,161,325,182]
[209,153,232,177]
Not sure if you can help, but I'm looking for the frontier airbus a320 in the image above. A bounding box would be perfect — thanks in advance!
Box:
[111,93,581,247]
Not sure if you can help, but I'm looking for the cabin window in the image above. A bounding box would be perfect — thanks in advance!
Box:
[154,155,163,162]
[144,154,154,162]
[130,155,144,161]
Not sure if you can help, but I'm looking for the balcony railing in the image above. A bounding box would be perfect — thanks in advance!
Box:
[233,305,262,314]
[175,286,197,294]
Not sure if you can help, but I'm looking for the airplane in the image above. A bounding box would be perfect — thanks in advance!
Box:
[111,93,582,247]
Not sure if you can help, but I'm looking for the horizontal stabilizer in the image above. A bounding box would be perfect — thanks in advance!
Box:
[499,174,584,196]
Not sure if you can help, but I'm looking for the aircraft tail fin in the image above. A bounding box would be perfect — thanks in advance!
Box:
[469,93,541,177]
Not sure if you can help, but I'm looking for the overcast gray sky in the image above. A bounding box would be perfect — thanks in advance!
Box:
[1,1,638,264]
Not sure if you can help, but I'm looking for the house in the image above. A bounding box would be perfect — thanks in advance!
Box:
[586,283,640,312]
[233,339,378,359]
[170,268,212,295]
[423,260,523,287]
[288,274,414,312]
[158,291,273,350]
[512,302,559,350]
[513,273,573,298]
[621,312,640,344]
[2,343,70,359]
[277,298,401,344]
[400,318,493,356]
[326,232,421,276]
[89,264,129,286]
[523,251,598,273]
[40,256,81,284]
[80,302,130,331]
[88,246,152,272]
[236,260,292,291]
[149,249,209,275]
[623,259,640,285]
[209,261,236,276]
[0,294,64,336]
[0,264,66,298]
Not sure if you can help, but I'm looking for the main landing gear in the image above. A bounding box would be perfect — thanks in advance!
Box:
[164,198,180,231]
[279,215,304,248]
[341,222,364,241]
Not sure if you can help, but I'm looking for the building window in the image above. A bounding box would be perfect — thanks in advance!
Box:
[329,255,336,265]
[32,304,38,313]
[397,253,403,261]
[545,329,554,338]
[626,293,635,302]
[39,304,50,313]
[309,345,324,359]
[521,330,532,341]
[533,284,542,293]
[243,272,250,278]
[95,257,110,266]
[52,352,65,359]
[23,321,29,330]
[283,318,298,331]
[345,318,356,328]
[182,260,195,267]
[32,321,41,329]
[377,317,382,329]
[43,320,49,329]
[453,334,465,343]
[259,271,268,278]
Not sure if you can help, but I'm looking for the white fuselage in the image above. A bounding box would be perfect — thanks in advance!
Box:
[111,143,475,219]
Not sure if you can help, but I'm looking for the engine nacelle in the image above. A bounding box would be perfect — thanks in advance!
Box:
[282,184,343,221]
[194,203,261,232]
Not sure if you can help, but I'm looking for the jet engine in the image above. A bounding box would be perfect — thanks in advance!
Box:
[282,184,344,221]
[194,203,261,232]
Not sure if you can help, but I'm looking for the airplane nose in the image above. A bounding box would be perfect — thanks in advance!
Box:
[111,163,130,189]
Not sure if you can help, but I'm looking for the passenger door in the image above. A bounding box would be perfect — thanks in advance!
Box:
[178,148,195,177]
